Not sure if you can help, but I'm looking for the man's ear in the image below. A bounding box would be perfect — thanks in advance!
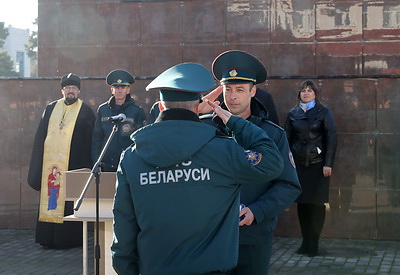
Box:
[250,84,257,97]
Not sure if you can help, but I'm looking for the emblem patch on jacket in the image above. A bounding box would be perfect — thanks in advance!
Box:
[122,123,132,134]
[245,150,262,166]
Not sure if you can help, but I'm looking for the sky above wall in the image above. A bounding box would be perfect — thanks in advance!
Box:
[0,0,38,31]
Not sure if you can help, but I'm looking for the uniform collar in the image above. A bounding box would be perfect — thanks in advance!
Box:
[108,94,134,108]
[156,108,201,123]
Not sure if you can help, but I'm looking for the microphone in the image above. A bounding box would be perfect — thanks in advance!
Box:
[108,113,126,123]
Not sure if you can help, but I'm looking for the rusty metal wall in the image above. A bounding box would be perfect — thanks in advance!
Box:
[0,0,399,239]
[1,76,399,240]
[37,0,399,78]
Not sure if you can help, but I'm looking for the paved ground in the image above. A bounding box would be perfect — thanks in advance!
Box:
[0,229,399,274]
[270,237,400,274]
[0,229,94,275]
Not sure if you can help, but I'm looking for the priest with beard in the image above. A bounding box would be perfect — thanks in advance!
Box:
[28,73,95,249]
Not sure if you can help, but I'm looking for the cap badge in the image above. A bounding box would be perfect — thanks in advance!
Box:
[117,79,122,83]
[67,73,72,78]
[229,70,238,77]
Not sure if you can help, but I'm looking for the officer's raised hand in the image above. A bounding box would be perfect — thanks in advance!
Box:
[204,98,231,124]
[198,86,222,114]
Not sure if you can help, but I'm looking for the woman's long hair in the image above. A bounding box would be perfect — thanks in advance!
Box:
[297,80,321,105]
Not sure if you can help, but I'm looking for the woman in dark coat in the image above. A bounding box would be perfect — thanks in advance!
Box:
[285,80,337,257]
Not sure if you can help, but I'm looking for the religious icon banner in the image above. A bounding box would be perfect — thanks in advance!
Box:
[38,99,82,223]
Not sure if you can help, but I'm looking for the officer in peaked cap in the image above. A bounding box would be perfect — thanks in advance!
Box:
[212,50,267,85]
[146,62,215,102]
[206,50,302,275]
[212,50,280,124]
[210,50,268,119]
[91,69,146,172]
[145,62,216,122]
[106,69,135,86]
[111,62,284,275]
[146,63,221,123]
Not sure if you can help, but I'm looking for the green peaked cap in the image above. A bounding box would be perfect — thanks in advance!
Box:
[146,63,215,102]
[212,50,267,85]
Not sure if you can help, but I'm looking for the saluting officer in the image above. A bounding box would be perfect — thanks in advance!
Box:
[111,62,284,275]
[202,50,302,275]
[91,69,146,171]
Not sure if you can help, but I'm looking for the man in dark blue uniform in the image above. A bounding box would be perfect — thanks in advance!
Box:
[111,62,284,275]
[203,50,302,275]
[91,69,146,171]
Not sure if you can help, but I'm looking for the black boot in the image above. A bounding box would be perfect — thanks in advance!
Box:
[307,204,326,257]
[296,203,311,255]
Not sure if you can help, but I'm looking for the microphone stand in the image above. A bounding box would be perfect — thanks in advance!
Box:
[74,122,119,275]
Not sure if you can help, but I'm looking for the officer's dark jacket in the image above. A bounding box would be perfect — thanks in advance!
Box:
[201,98,301,244]
[111,108,284,275]
[285,103,337,167]
[91,94,146,171]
